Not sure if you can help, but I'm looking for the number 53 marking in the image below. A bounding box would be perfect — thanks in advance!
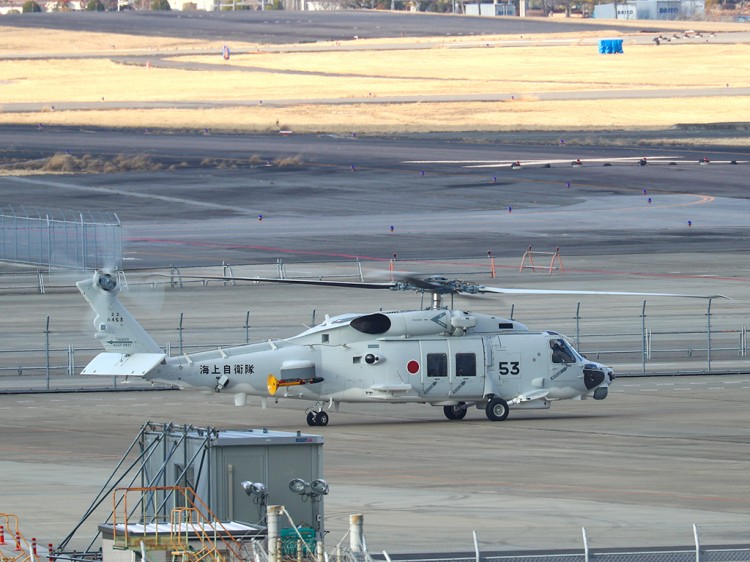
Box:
[499,361,520,375]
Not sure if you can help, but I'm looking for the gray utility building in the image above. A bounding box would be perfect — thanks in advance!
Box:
[139,424,325,531]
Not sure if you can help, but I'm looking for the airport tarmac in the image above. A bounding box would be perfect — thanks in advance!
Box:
[1,372,749,555]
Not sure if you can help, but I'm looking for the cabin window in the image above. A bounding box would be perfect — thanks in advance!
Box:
[426,353,447,377]
[322,334,329,343]
[455,353,476,377]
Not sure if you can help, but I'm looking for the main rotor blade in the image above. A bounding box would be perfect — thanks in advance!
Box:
[160,274,729,300]
[166,274,397,290]
[475,286,730,299]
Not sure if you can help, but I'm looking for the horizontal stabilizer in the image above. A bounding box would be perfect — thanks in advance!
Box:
[82,352,165,376]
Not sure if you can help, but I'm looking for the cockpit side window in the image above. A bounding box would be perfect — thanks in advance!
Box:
[550,339,576,364]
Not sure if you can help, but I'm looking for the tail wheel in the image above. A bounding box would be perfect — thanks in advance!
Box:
[443,403,468,421]
[485,397,509,421]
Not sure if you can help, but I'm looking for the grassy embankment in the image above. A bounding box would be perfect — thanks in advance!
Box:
[0,21,749,140]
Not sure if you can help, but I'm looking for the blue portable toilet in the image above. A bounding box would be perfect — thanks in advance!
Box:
[598,39,623,54]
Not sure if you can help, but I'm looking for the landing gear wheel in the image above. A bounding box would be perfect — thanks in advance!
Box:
[485,397,509,421]
[306,412,317,426]
[315,411,329,426]
[443,403,468,421]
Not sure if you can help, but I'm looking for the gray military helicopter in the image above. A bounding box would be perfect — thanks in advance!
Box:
[77,271,717,426]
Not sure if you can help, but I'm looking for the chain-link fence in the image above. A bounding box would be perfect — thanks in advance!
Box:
[0,205,122,272]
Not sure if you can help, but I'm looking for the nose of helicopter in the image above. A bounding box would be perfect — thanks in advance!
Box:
[583,362,615,400]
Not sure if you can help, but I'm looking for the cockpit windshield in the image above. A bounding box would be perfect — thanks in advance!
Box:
[550,338,579,364]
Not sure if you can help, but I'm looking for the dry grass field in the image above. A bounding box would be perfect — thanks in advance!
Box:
[0,21,749,135]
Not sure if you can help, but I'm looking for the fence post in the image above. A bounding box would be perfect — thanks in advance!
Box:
[582,527,589,562]
[37,270,46,294]
[473,530,480,562]
[179,312,184,356]
[641,300,648,374]
[706,298,713,372]
[45,315,51,390]
[67,345,75,376]
[693,523,700,562]
[245,311,251,344]
[742,326,747,357]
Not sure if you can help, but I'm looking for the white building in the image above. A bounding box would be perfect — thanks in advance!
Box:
[465,2,516,15]
[593,0,704,19]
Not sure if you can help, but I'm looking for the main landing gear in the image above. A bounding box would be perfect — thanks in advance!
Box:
[443,402,468,420]
[443,397,510,422]
[485,396,509,421]
[306,405,329,426]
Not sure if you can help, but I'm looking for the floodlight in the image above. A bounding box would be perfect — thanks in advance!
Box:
[310,479,329,495]
[289,478,307,494]
[241,481,266,498]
